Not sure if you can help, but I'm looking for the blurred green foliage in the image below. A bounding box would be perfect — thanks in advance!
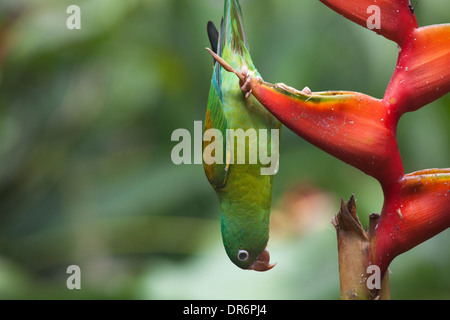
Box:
[0,0,448,299]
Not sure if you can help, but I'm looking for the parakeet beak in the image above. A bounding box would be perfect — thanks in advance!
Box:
[249,248,276,272]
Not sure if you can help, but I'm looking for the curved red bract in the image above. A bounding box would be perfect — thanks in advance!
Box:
[319,0,418,44]
[374,170,450,272]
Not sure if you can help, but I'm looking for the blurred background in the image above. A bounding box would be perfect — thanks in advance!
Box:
[0,0,448,299]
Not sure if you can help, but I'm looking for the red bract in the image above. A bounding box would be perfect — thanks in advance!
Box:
[385,24,450,115]
[242,84,404,188]
[319,0,417,44]
[373,170,450,273]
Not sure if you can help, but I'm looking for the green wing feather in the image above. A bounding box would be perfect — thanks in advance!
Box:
[203,19,230,190]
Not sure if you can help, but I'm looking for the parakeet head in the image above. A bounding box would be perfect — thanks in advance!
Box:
[220,206,276,271]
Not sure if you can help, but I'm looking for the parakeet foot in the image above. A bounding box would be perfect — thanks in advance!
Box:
[240,66,253,99]
[276,83,313,96]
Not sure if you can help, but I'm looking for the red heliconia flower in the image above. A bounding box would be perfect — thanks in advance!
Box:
[315,0,450,275]
[208,0,450,278]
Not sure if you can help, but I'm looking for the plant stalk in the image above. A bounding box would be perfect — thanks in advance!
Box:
[332,195,390,300]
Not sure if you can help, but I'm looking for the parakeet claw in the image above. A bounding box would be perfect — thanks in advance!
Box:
[240,66,253,99]
[302,86,312,94]
[249,248,276,272]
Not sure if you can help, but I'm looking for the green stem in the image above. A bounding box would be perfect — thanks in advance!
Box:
[332,195,390,300]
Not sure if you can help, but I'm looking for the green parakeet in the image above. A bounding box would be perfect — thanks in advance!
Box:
[203,0,281,271]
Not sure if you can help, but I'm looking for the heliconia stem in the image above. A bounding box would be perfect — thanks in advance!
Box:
[333,195,391,299]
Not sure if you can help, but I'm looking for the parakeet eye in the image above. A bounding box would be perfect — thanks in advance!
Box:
[237,250,249,261]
